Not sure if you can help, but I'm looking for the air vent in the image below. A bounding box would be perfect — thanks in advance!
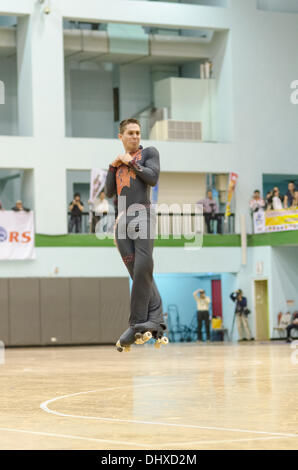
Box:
[150,120,202,141]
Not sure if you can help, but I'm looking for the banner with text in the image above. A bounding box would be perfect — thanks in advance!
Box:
[0,211,36,260]
[253,209,298,233]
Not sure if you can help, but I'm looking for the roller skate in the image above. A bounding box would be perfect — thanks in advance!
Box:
[116,327,136,352]
[134,320,169,349]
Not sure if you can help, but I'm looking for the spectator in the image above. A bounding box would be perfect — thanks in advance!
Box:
[290,190,298,209]
[88,196,99,233]
[0,201,4,211]
[284,181,296,208]
[197,189,222,234]
[69,193,84,233]
[249,190,265,213]
[230,290,254,342]
[193,288,211,342]
[272,188,283,210]
[286,311,298,343]
[93,191,109,233]
[11,200,30,212]
[265,191,273,210]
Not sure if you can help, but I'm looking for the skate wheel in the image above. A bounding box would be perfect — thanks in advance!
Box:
[154,341,161,349]
[124,345,131,352]
[116,340,123,352]
[143,331,152,342]
[135,339,144,345]
[161,336,169,345]
[134,333,144,345]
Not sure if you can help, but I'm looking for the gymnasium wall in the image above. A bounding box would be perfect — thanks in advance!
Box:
[0,1,298,234]
[0,277,130,346]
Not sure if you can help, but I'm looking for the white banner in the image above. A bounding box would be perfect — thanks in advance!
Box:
[253,210,266,234]
[0,211,36,260]
[89,168,107,203]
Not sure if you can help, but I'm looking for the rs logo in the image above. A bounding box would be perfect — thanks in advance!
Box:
[0,227,31,243]
[9,232,32,243]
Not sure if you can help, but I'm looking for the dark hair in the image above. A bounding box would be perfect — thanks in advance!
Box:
[289,181,295,185]
[74,193,81,199]
[254,190,260,193]
[119,118,141,134]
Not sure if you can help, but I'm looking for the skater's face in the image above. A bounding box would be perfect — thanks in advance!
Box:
[119,123,141,153]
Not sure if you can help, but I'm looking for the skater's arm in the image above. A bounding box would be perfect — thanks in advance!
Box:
[128,147,160,187]
[104,166,117,198]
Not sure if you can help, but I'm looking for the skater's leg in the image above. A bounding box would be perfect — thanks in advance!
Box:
[115,211,166,347]
[129,235,154,325]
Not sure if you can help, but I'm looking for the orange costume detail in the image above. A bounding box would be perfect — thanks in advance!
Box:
[116,149,142,196]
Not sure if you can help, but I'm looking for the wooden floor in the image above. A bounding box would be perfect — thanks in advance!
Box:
[0,342,297,450]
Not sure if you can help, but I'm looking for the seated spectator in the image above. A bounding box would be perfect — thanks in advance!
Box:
[286,311,298,343]
[11,200,30,212]
[284,181,296,208]
[69,193,84,233]
[290,190,298,209]
[197,189,222,234]
[272,188,283,210]
[249,190,265,213]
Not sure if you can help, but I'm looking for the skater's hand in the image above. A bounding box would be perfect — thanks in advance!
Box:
[118,153,133,166]
[111,156,122,168]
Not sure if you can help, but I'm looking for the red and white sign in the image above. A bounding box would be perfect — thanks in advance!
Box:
[0,211,36,260]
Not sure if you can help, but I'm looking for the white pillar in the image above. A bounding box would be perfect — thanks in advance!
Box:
[64,58,73,137]
[17,2,65,137]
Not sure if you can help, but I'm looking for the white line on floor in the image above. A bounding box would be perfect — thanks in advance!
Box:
[40,384,298,440]
[0,427,152,448]
[161,436,292,447]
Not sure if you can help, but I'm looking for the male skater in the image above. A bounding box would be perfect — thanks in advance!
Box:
[105,118,167,352]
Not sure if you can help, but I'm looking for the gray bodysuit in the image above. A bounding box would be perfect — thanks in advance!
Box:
[105,145,163,330]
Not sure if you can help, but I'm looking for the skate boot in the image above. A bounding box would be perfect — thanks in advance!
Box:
[134,320,169,349]
[116,327,136,352]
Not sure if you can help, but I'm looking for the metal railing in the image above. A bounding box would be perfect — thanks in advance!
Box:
[68,212,235,235]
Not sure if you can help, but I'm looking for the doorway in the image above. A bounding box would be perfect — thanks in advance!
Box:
[254,279,269,340]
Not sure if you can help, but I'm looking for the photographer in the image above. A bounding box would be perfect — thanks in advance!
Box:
[230,289,254,342]
[69,193,84,233]
[193,288,211,342]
